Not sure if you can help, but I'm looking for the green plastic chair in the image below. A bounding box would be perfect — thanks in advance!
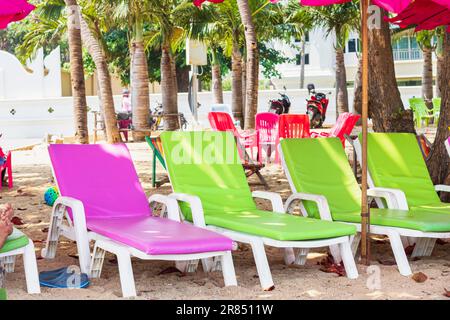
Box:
[409,97,434,128]
[353,133,450,257]
[280,137,450,277]
[160,131,358,290]
[432,97,441,123]
[0,228,40,294]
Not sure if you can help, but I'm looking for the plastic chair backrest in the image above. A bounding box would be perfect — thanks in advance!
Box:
[432,98,441,113]
[278,114,310,139]
[330,113,361,144]
[409,98,430,116]
[208,112,238,136]
[256,112,279,145]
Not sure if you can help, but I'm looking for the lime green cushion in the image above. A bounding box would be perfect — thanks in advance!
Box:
[281,138,361,218]
[411,203,450,214]
[335,208,450,232]
[0,228,29,254]
[161,131,356,240]
[364,133,441,207]
[206,209,356,241]
[281,137,450,232]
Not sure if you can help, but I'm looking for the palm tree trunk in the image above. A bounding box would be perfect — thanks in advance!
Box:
[335,47,349,117]
[131,17,150,141]
[422,47,433,108]
[236,0,259,130]
[211,49,223,104]
[368,12,415,133]
[79,17,120,143]
[161,40,179,130]
[299,38,306,89]
[426,31,450,201]
[65,0,89,144]
[232,38,244,127]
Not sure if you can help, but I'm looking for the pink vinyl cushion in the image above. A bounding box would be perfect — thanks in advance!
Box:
[48,144,232,254]
[87,216,232,254]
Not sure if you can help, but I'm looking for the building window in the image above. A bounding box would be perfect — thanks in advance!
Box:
[296,54,310,65]
[347,39,360,53]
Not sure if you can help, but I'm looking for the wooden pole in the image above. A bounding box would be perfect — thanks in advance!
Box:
[360,0,370,265]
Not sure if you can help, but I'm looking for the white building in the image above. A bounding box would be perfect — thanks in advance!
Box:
[271,28,437,89]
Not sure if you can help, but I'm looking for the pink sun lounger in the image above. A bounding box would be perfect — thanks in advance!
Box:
[42,143,236,297]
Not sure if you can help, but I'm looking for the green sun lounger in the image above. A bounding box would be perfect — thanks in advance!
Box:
[409,98,434,128]
[0,228,40,294]
[353,132,450,258]
[280,137,450,276]
[160,131,358,290]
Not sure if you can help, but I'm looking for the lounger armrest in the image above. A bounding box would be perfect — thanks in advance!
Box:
[367,188,409,210]
[53,196,86,224]
[168,193,206,228]
[284,193,333,221]
[148,194,181,222]
[252,191,284,213]
[435,185,450,193]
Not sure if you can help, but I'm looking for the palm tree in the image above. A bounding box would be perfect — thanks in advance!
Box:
[297,2,359,117]
[18,0,121,143]
[236,0,258,129]
[65,0,89,144]
[109,0,151,140]
[416,31,437,108]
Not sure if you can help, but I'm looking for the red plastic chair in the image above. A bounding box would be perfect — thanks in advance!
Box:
[311,112,361,147]
[208,112,257,160]
[255,112,279,163]
[278,114,311,139]
[0,147,13,189]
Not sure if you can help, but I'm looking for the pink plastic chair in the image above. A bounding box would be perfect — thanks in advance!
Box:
[255,112,279,163]
[310,112,360,147]
[278,114,311,139]
[46,143,235,297]
[208,112,257,160]
[0,147,12,189]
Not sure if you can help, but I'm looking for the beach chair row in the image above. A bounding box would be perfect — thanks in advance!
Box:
[3,132,450,298]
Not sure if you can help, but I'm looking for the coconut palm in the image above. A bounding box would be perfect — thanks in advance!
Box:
[296,2,359,117]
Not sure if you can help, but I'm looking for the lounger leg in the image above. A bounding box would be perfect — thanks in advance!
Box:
[1,256,16,273]
[249,240,274,290]
[411,238,436,258]
[339,240,358,279]
[72,213,91,275]
[350,233,361,257]
[329,244,342,263]
[220,252,237,287]
[116,251,137,298]
[283,248,295,265]
[90,244,106,279]
[175,260,199,273]
[41,204,64,259]
[388,232,412,276]
[23,241,41,294]
[294,248,309,266]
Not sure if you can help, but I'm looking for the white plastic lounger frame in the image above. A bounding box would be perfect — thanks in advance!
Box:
[166,191,358,291]
[280,144,450,277]
[41,194,237,298]
[353,138,450,259]
[0,238,40,294]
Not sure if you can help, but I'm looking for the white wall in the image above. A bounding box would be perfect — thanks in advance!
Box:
[0,48,61,100]
[0,86,427,139]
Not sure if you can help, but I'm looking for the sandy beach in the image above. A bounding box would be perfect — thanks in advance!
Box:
[2,136,450,300]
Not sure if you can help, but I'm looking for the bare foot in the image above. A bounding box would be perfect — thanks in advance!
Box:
[0,203,13,221]
[0,220,13,249]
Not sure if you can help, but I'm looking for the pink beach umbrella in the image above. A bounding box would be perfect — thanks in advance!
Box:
[0,0,35,29]
[388,0,450,32]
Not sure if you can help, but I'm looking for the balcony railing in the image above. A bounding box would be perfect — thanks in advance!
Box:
[393,48,423,61]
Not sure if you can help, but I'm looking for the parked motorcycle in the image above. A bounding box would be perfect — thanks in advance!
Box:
[305,84,330,128]
[268,87,291,115]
